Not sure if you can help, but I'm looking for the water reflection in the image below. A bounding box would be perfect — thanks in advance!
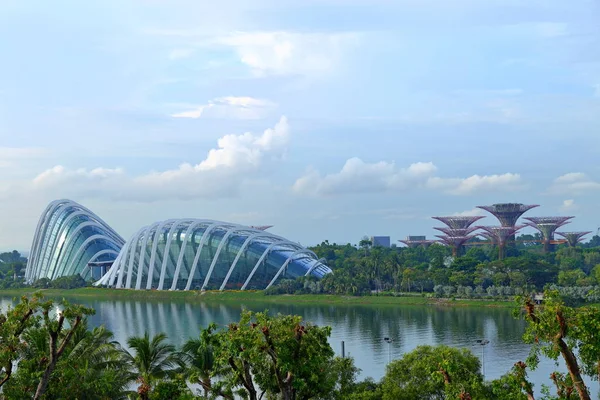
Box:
[1,296,597,396]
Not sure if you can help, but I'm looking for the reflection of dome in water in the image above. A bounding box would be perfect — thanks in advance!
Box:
[25,199,125,283]
[96,219,331,290]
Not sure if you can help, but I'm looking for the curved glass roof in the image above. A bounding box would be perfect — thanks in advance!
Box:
[95,219,331,291]
[26,199,125,282]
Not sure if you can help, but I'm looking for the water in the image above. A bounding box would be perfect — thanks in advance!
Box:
[2,296,598,396]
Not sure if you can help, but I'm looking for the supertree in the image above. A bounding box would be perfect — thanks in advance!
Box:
[523,217,574,253]
[431,216,484,229]
[479,225,524,260]
[555,231,592,248]
[476,203,538,243]
[434,226,480,237]
[435,235,477,257]
[476,203,539,227]
[398,239,437,249]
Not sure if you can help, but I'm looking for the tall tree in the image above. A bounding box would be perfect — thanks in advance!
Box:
[5,322,132,399]
[122,332,180,400]
[380,344,486,400]
[519,291,596,400]
[0,293,43,388]
[180,323,220,398]
[33,300,95,399]
[212,310,338,400]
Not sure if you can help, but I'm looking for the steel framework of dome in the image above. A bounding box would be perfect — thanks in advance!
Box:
[26,199,125,283]
[95,219,331,291]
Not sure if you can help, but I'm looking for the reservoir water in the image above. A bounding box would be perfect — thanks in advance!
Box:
[2,296,598,396]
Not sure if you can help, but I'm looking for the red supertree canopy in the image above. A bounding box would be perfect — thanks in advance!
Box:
[523,217,574,240]
[398,240,437,248]
[431,216,484,229]
[434,226,480,237]
[556,231,592,247]
[476,203,538,227]
[478,225,524,245]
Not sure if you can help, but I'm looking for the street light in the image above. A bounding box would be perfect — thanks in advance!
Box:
[475,339,490,377]
[383,337,393,364]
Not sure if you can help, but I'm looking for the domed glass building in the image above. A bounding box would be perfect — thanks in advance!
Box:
[26,199,125,283]
[95,219,331,290]
[26,200,331,290]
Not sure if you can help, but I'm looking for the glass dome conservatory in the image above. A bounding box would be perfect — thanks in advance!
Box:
[95,219,331,290]
[26,199,125,283]
[26,199,332,290]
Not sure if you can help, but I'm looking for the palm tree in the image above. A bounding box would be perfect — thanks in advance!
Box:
[63,325,132,399]
[122,332,180,400]
[179,324,218,397]
[5,321,131,399]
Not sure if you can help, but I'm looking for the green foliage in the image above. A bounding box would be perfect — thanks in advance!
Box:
[518,290,597,400]
[207,310,339,400]
[345,378,383,400]
[489,361,534,400]
[0,251,27,289]
[150,375,195,400]
[5,322,132,399]
[122,332,181,399]
[293,236,600,299]
[380,344,486,400]
[32,274,88,289]
[179,323,219,398]
[2,292,600,399]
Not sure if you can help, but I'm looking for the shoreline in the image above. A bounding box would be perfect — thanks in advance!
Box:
[0,287,515,307]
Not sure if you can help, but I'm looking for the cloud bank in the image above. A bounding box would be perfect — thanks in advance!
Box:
[293,158,523,197]
[30,116,290,201]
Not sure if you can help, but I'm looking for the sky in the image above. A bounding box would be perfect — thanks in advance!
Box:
[1,0,600,251]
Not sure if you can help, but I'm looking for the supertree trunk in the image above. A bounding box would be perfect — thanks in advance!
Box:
[543,240,551,253]
[498,244,505,261]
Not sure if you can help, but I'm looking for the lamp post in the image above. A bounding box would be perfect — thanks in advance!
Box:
[383,337,393,364]
[475,339,490,377]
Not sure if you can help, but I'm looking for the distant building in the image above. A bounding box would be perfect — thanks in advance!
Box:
[370,236,391,248]
[407,235,426,241]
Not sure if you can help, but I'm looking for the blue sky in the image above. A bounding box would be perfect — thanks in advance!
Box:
[1,0,600,250]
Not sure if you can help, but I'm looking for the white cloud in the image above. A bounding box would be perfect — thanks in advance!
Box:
[149,29,360,77]
[549,172,600,195]
[171,96,277,119]
[427,173,523,195]
[30,117,290,201]
[215,31,360,76]
[292,158,523,197]
[452,208,487,217]
[292,158,437,196]
[561,199,577,211]
[594,84,600,97]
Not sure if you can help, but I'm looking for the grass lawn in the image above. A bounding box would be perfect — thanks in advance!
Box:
[0,287,515,307]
